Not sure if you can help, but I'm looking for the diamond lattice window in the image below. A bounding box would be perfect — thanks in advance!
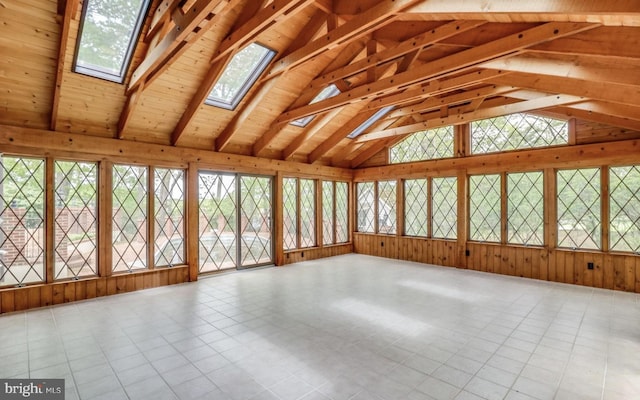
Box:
[378,181,397,234]
[469,174,501,242]
[198,173,237,272]
[507,172,544,246]
[0,156,45,286]
[557,168,601,250]
[432,177,457,239]
[404,179,428,237]
[357,182,375,233]
[390,126,454,163]
[239,176,272,266]
[471,113,568,154]
[154,168,185,267]
[112,165,148,272]
[282,178,297,250]
[54,161,98,280]
[322,181,334,245]
[610,166,640,253]
[336,182,349,243]
[300,179,316,248]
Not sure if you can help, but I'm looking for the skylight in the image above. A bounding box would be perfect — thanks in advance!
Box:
[74,0,150,83]
[347,105,394,139]
[206,43,277,110]
[291,84,341,127]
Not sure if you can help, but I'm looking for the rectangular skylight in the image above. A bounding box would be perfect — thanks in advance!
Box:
[347,105,395,139]
[206,43,277,110]
[291,84,341,127]
[74,0,151,83]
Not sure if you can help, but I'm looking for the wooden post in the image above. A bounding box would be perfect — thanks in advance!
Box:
[45,157,54,283]
[148,166,155,269]
[501,172,508,244]
[295,178,301,248]
[348,180,355,242]
[544,168,556,281]
[99,160,113,278]
[316,179,323,247]
[427,177,433,238]
[186,162,199,281]
[396,179,404,236]
[457,169,468,268]
[601,166,609,252]
[274,171,284,265]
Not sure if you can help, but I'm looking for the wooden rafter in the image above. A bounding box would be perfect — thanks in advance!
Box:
[50,0,78,131]
[306,20,486,92]
[215,7,329,152]
[489,72,640,108]
[406,0,640,26]
[263,0,424,79]
[283,108,342,160]
[356,93,586,142]
[128,0,235,92]
[275,22,599,124]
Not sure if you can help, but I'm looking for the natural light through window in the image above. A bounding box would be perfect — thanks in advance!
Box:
[347,106,394,139]
[291,85,341,127]
[74,0,150,83]
[206,43,276,110]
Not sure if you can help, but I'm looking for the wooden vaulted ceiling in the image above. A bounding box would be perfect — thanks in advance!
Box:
[3,0,640,168]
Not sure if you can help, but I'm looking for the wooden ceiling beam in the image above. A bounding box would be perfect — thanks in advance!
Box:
[306,20,486,92]
[489,72,640,108]
[357,94,586,142]
[349,138,395,167]
[210,0,318,65]
[276,22,599,124]
[307,102,373,163]
[550,107,640,132]
[283,108,342,160]
[263,0,424,79]
[387,84,518,120]
[50,0,78,131]
[365,69,510,112]
[406,0,640,26]
[128,0,235,92]
[171,52,235,145]
[481,54,640,88]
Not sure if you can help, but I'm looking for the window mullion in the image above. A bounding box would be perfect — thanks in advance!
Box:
[148,166,155,270]
[601,166,609,252]
[45,157,55,284]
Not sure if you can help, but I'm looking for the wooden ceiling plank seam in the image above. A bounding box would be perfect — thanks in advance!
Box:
[129,0,235,92]
[117,83,145,139]
[252,122,289,156]
[264,0,424,79]
[307,20,487,91]
[357,93,587,143]
[551,106,640,133]
[171,51,235,146]
[50,0,77,131]
[276,22,600,124]
[210,0,319,65]
[283,9,330,56]
[488,72,640,108]
[350,137,396,167]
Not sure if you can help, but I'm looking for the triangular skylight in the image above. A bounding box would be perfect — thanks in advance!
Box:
[74,0,151,83]
[290,84,341,127]
[206,43,276,110]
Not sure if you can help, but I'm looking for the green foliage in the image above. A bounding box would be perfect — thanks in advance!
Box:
[404,179,428,237]
[470,174,501,242]
[432,177,457,239]
[0,156,45,228]
[557,168,601,249]
[357,182,375,233]
[610,166,640,252]
[390,126,454,164]
[471,113,568,154]
[507,172,544,245]
[335,182,349,243]
[76,0,148,76]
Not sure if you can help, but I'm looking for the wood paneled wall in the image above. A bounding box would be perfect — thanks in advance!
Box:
[354,234,459,268]
[0,267,189,313]
[354,133,640,294]
[283,244,353,265]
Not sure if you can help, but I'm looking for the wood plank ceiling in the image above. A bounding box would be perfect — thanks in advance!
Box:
[2,0,640,168]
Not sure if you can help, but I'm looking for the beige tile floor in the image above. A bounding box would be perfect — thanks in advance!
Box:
[1,254,639,400]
